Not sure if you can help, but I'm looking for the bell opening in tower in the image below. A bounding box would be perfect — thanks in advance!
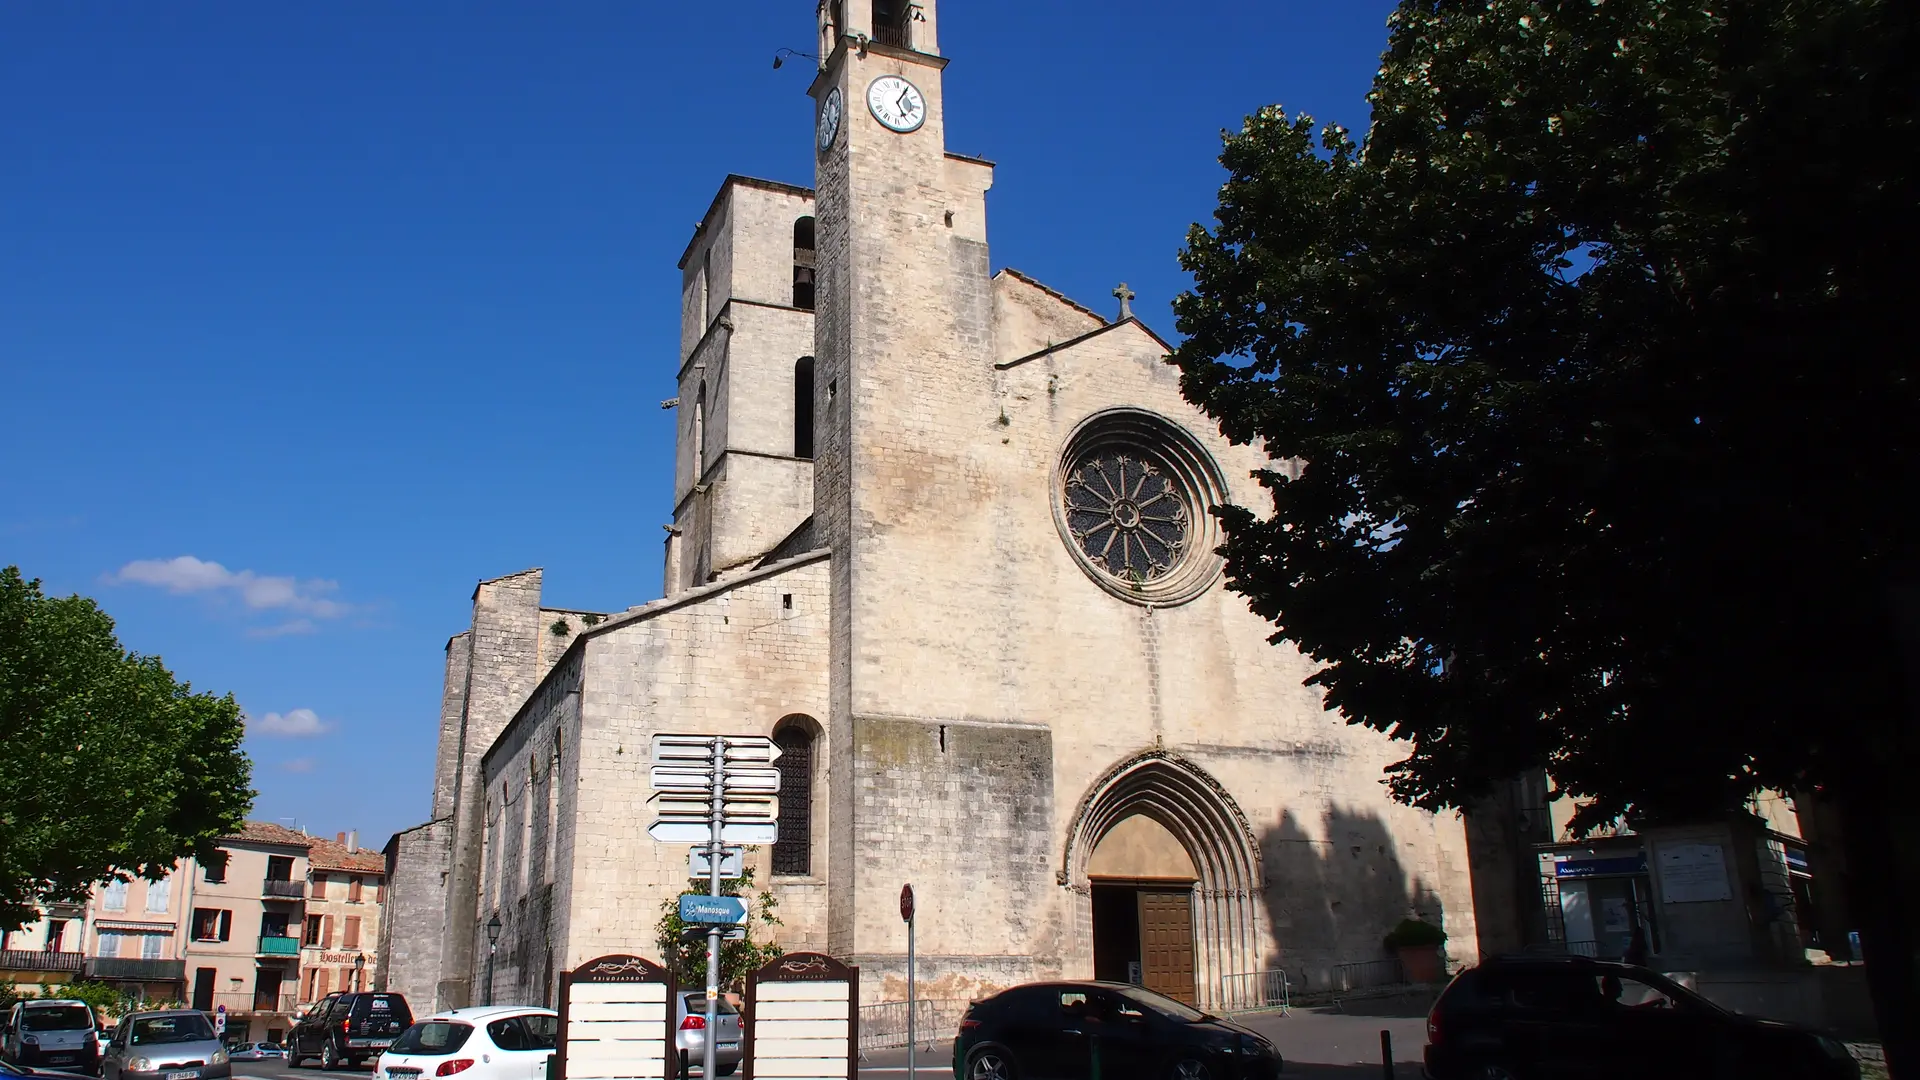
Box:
[872,0,911,49]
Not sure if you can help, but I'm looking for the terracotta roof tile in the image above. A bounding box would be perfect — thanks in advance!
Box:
[222,821,314,849]
[307,837,386,874]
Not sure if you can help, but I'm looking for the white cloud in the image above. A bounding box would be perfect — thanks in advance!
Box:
[108,556,349,619]
[280,757,318,774]
[248,619,318,639]
[253,709,333,738]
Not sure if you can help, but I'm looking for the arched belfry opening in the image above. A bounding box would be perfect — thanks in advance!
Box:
[1064,753,1262,1005]
[792,217,816,311]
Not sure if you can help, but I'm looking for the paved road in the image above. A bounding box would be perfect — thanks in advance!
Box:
[232,1006,1432,1080]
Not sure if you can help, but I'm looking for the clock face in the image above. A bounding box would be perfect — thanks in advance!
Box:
[866,75,926,133]
[817,88,842,152]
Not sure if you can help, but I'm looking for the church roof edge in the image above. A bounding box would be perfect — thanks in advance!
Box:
[477,548,833,770]
[470,567,542,602]
[995,316,1175,372]
[995,268,1107,326]
[945,151,996,168]
[678,175,818,270]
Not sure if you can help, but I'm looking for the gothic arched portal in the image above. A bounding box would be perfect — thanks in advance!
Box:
[1062,752,1263,1005]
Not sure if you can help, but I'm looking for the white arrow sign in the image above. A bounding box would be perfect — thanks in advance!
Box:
[652,734,781,766]
[649,820,779,844]
[655,794,777,821]
[649,765,781,794]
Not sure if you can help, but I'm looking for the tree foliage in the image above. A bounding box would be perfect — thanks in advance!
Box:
[1172,0,1916,833]
[1171,0,1917,1063]
[0,568,254,930]
[654,863,783,991]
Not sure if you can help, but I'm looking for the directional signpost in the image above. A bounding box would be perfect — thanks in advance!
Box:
[649,734,782,1080]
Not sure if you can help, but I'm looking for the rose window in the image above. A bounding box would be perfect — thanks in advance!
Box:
[1064,451,1190,582]
[1052,409,1229,606]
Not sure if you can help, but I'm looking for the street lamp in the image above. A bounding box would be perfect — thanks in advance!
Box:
[484,915,503,1006]
[353,954,366,993]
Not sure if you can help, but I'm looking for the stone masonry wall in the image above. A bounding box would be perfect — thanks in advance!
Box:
[558,552,832,976]
[432,633,472,821]
[438,568,545,1008]
[377,819,450,1008]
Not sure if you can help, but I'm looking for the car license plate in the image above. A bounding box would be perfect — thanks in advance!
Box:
[718,1043,739,1051]
[168,1071,198,1080]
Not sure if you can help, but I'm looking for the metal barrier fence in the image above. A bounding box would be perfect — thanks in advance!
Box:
[857,999,971,1054]
[1214,969,1290,1014]
[1327,957,1407,994]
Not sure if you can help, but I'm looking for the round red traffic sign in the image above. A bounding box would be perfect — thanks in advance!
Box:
[900,883,915,922]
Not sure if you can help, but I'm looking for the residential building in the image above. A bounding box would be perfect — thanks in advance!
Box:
[0,905,89,998]
[299,833,386,1005]
[177,822,309,1043]
[82,867,190,1005]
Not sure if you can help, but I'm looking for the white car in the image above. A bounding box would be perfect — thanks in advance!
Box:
[374,1008,556,1080]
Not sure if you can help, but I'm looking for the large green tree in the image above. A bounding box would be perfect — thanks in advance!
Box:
[0,567,254,930]
[1170,0,1916,1068]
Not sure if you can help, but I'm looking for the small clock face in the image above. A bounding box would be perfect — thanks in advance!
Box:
[817,88,842,152]
[866,75,926,133]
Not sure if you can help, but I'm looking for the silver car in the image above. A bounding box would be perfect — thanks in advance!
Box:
[673,993,741,1077]
[101,1011,230,1080]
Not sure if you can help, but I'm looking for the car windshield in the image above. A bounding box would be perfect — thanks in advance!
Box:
[681,996,739,1017]
[22,1007,93,1032]
[130,1016,215,1045]
[1111,986,1210,1023]
[390,1022,473,1056]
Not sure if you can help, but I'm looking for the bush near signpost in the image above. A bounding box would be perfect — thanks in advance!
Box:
[654,863,782,991]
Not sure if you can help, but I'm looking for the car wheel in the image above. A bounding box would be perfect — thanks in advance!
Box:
[321,1042,338,1070]
[1169,1057,1212,1080]
[715,1067,737,1077]
[966,1047,1016,1080]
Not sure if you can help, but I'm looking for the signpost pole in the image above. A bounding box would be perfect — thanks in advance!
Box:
[704,737,724,1080]
[902,885,916,1080]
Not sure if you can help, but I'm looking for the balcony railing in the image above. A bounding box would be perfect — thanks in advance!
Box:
[211,991,299,1015]
[262,879,306,900]
[86,956,186,982]
[257,935,300,957]
[0,949,83,973]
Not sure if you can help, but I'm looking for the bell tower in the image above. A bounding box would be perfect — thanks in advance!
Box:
[806,0,1002,960]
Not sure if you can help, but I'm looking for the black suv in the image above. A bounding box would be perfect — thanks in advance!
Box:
[1422,957,1858,1080]
[290,993,413,1070]
[954,981,1281,1080]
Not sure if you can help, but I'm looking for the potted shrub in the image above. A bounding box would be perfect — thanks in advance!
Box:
[1384,918,1448,983]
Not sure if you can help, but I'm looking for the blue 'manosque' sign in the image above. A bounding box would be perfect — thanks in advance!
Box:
[679,894,748,924]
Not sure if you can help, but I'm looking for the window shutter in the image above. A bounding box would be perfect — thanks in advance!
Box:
[142,932,164,960]
[321,915,333,949]
[98,931,122,959]
[316,969,330,996]
[343,917,360,949]
[218,910,232,941]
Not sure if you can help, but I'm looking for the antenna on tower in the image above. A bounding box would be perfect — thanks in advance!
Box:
[772,47,820,70]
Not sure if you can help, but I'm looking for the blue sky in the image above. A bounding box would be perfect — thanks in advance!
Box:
[0,0,1400,848]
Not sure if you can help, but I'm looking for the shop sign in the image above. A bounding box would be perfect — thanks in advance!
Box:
[1554,854,1648,878]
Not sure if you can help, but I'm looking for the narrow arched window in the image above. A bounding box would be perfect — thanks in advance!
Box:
[693,382,707,480]
[794,356,815,459]
[792,217,816,310]
[772,723,816,875]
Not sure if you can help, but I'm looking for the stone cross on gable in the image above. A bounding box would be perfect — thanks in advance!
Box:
[1113,282,1135,321]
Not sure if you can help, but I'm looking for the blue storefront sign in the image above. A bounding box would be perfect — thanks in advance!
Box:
[1554,854,1648,879]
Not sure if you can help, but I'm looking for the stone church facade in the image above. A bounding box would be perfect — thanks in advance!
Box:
[379,0,1484,1011]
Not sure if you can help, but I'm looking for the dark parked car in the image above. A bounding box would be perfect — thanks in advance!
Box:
[290,993,413,1070]
[954,982,1281,1080]
[1422,957,1860,1080]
